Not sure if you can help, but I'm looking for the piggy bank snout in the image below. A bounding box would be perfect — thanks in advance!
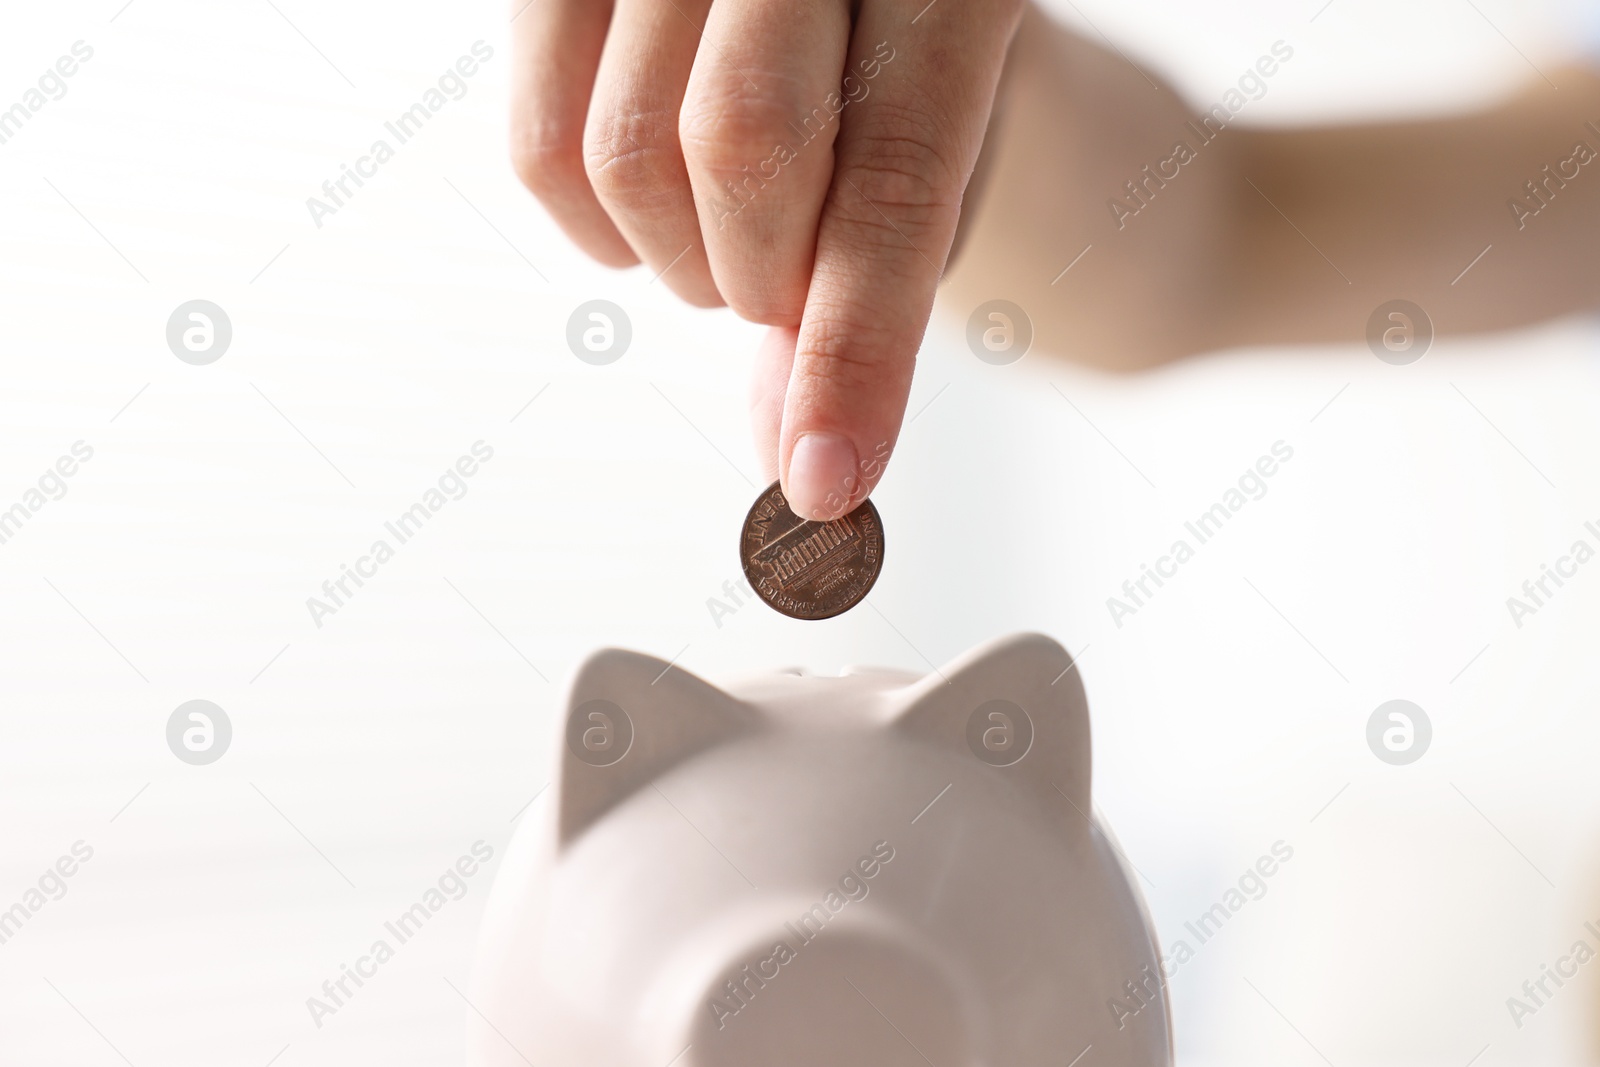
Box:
[682,924,972,1067]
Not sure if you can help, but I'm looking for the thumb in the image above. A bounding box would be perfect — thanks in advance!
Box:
[778,5,1019,521]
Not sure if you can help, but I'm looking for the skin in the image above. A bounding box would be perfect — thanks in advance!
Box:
[944,7,1600,367]
[511,2,1600,514]
[510,0,1025,520]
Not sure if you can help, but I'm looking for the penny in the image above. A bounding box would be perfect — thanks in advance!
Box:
[739,482,884,620]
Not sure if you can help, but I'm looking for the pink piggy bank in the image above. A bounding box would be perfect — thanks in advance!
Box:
[468,633,1171,1066]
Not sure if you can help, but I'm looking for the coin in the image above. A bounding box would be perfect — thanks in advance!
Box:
[739,481,884,620]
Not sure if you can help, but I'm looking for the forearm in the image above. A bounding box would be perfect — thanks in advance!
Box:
[944,9,1600,368]
[945,6,1239,369]
[1221,67,1600,350]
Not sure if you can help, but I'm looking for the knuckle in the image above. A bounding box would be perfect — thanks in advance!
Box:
[796,315,899,393]
[826,159,960,261]
[825,201,939,266]
[679,77,811,178]
[508,124,582,200]
[583,106,684,207]
[836,103,964,219]
[837,150,956,224]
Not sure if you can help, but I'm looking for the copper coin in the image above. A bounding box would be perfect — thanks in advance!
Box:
[739,482,884,620]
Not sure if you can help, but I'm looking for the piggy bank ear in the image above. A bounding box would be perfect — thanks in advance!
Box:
[555,649,756,847]
[891,633,1092,816]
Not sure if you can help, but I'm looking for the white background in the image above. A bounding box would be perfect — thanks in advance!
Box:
[1,0,1597,1064]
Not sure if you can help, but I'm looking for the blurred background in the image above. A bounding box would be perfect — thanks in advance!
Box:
[1,0,1598,1064]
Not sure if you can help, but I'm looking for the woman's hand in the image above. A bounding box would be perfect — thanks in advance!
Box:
[510,0,1025,518]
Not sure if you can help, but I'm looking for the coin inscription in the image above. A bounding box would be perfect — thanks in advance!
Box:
[739,482,884,620]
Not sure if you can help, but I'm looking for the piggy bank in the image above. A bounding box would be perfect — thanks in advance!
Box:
[467,633,1171,1066]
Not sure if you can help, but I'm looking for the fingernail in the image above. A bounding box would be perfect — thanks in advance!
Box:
[786,432,860,521]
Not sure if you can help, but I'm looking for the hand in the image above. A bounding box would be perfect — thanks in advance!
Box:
[510,0,1025,519]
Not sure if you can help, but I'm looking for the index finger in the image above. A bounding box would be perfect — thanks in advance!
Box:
[777,0,1023,520]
